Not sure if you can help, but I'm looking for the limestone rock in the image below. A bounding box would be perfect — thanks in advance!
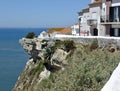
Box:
[51,49,69,67]
[19,38,46,60]
[14,38,73,91]
[38,68,51,83]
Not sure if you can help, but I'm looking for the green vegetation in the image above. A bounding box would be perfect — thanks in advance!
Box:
[89,38,98,51]
[55,40,75,52]
[36,43,120,91]
[14,40,120,91]
[44,46,56,61]
[43,40,75,72]
[41,39,48,43]
[63,40,75,52]
[44,40,75,61]
[25,32,36,39]
[29,60,44,77]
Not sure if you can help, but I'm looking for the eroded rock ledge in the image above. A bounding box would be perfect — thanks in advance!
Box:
[13,38,75,91]
[13,37,120,91]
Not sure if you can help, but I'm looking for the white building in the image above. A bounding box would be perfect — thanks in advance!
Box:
[71,23,79,36]
[79,8,90,36]
[78,0,102,36]
[38,31,49,38]
[78,0,120,37]
[88,0,102,36]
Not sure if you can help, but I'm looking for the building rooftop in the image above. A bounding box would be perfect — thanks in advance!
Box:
[78,7,89,16]
[47,27,71,35]
[90,0,102,5]
[47,28,64,34]
[59,28,72,34]
[82,8,89,13]
[78,11,83,16]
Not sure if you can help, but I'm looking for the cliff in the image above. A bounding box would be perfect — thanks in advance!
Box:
[13,37,120,91]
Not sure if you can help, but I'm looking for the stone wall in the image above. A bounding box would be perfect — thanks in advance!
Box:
[50,36,120,47]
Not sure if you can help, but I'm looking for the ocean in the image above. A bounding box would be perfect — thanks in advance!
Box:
[0,28,47,91]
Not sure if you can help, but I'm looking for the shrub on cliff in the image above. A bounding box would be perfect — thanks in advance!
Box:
[63,40,75,52]
[13,42,120,91]
[89,38,98,51]
[55,40,75,52]
[25,32,36,39]
[44,46,55,60]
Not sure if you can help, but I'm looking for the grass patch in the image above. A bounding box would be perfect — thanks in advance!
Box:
[36,44,120,91]
[29,60,44,83]
[14,42,120,91]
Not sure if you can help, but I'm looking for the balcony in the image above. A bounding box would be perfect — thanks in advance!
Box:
[101,15,120,24]
[87,19,97,26]
[101,15,109,23]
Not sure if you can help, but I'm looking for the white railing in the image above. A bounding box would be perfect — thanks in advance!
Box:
[53,34,120,39]
[38,33,120,40]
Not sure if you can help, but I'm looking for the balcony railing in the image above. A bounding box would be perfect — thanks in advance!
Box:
[101,15,120,23]
[87,19,97,26]
[101,15,109,22]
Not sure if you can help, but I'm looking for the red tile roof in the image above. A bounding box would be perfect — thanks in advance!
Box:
[59,28,72,34]
[90,0,102,5]
[47,27,72,35]
[47,28,64,34]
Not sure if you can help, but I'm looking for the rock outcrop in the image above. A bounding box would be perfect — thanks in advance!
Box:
[13,37,120,91]
[13,38,71,91]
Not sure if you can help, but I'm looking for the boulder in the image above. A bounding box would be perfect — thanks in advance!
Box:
[51,49,69,67]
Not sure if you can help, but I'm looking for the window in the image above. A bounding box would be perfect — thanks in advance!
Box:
[110,6,120,22]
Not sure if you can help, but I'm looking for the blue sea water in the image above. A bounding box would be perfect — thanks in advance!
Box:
[0,28,47,91]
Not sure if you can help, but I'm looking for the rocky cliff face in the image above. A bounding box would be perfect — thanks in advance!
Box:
[13,38,72,91]
[13,38,120,91]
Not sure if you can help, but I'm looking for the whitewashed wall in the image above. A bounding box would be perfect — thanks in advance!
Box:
[80,11,90,36]
[89,5,102,36]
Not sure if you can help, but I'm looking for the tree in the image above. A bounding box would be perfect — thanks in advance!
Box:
[25,32,35,39]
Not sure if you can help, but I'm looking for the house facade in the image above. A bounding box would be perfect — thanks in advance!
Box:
[79,8,90,36]
[78,0,102,36]
[71,23,79,36]
[88,0,102,36]
[101,0,120,37]
[78,0,120,37]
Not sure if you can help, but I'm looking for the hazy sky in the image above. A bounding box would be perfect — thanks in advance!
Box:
[0,0,90,28]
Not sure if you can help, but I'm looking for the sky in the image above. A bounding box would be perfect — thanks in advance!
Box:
[0,0,90,28]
